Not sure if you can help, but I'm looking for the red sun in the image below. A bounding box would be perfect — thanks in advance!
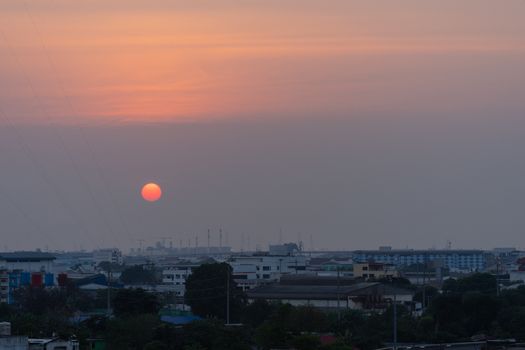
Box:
[141,183,162,202]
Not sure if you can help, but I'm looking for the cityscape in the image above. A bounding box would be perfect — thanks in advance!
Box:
[2,1,525,350]
[1,243,524,349]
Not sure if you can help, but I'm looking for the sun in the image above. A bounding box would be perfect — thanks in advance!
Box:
[141,182,162,202]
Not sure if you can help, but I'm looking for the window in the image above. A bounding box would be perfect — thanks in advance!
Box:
[262,274,270,279]
[262,266,271,271]
[362,266,368,271]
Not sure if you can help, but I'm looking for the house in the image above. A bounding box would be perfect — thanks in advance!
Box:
[28,338,79,350]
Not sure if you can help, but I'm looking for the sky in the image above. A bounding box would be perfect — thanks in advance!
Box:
[1,1,525,251]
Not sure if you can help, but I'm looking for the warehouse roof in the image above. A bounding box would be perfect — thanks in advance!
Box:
[0,252,56,262]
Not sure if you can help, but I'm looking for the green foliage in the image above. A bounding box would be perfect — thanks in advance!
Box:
[255,321,289,349]
[323,344,353,350]
[120,265,158,285]
[240,299,277,328]
[112,288,161,317]
[185,263,245,321]
[8,272,525,349]
[292,334,322,350]
[442,273,497,295]
[143,340,169,350]
[106,314,160,350]
[181,319,251,350]
[98,261,123,273]
[414,286,439,304]
[13,284,85,316]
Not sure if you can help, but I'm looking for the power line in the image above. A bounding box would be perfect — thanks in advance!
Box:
[1,20,114,246]
[0,92,91,242]
[22,0,134,247]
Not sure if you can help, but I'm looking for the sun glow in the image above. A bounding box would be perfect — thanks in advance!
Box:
[141,183,162,202]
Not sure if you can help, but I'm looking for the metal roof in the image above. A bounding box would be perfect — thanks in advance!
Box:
[247,282,381,300]
[353,249,484,254]
[0,252,56,262]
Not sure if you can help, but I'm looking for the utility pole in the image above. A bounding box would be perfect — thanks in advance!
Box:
[336,267,341,321]
[393,294,397,350]
[207,229,211,253]
[496,257,501,297]
[107,264,111,317]
[226,267,230,325]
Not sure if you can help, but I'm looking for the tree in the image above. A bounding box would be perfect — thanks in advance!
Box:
[112,288,161,317]
[291,334,321,350]
[182,319,250,350]
[443,273,497,295]
[462,292,499,334]
[120,265,158,285]
[255,321,289,350]
[240,299,277,328]
[185,263,245,320]
[106,314,159,349]
[288,306,329,333]
[143,340,169,350]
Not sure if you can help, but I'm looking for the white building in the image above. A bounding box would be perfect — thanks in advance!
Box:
[162,263,198,296]
[229,253,308,290]
[92,249,123,265]
[0,252,55,273]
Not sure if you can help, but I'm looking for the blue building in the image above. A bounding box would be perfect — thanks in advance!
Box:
[352,249,486,271]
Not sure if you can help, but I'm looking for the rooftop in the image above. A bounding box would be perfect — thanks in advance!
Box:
[353,249,484,254]
[0,252,56,262]
[247,282,382,300]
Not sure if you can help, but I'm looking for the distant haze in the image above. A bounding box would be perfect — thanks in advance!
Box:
[0,1,525,250]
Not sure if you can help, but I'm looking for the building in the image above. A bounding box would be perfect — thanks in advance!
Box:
[0,322,27,350]
[1,270,67,304]
[229,253,308,290]
[307,257,353,277]
[0,323,79,350]
[353,249,486,271]
[0,253,61,304]
[28,338,79,350]
[0,252,55,273]
[0,336,28,350]
[353,262,399,280]
[92,249,123,265]
[247,276,415,312]
[162,262,200,297]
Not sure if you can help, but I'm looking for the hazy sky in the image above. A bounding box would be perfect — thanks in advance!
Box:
[1,1,525,251]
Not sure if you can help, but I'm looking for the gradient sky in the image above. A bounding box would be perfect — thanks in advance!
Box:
[1,1,525,251]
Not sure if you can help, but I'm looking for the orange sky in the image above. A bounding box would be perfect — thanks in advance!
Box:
[1,0,525,124]
[2,1,525,250]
